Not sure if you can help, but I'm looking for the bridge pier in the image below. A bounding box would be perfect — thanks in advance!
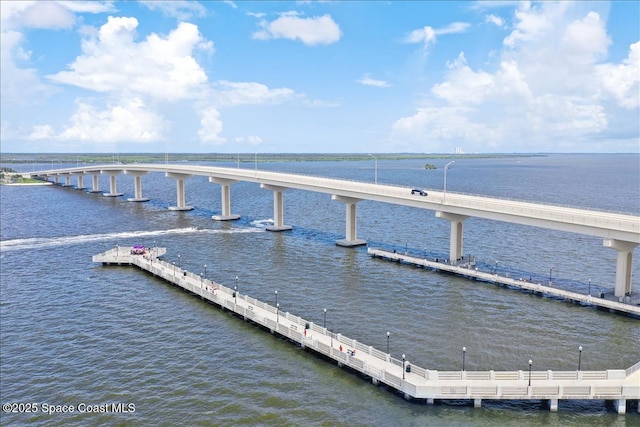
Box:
[436,212,468,262]
[616,399,626,415]
[332,195,366,247]
[262,184,292,231]
[87,172,101,193]
[209,177,240,221]
[102,171,123,197]
[603,239,638,298]
[72,173,85,190]
[166,173,193,211]
[62,175,72,187]
[474,398,482,408]
[125,170,150,202]
[548,399,558,412]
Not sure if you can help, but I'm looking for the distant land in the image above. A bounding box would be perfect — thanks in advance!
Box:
[0,153,544,165]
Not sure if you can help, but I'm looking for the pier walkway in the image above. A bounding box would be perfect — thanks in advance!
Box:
[93,247,639,414]
[368,248,640,317]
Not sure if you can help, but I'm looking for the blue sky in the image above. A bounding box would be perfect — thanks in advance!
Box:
[1,1,638,153]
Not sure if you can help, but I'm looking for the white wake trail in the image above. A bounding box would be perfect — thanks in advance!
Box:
[0,227,263,252]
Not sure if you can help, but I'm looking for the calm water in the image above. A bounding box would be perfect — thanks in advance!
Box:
[1,154,639,426]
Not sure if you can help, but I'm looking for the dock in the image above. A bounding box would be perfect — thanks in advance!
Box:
[368,248,640,317]
[93,247,640,414]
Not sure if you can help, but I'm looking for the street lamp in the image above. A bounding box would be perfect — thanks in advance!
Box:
[178,254,181,268]
[549,268,553,286]
[495,260,499,275]
[173,262,176,277]
[234,285,237,303]
[275,290,278,307]
[578,346,582,371]
[368,154,378,184]
[204,264,207,280]
[462,347,466,371]
[276,303,279,323]
[387,331,390,354]
[443,160,455,203]
[528,360,533,387]
[323,308,327,328]
[588,279,591,296]
[402,354,406,380]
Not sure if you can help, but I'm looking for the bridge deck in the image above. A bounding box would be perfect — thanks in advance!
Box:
[93,247,639,414]
[368,248,640,317]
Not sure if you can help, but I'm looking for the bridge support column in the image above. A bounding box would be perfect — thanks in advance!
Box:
[603,239,638,298]
[62,175,72,187]
[474,398,482,408]
[616,399,626,415]
[87,173,101,193]
[436,212,468,262]
[166,173,193,211]
[73,173,85,190]
[102,171,123,197]
[209,177,240,221]
[125,170,150,202]
[262,184,292,231]
[332,195,366,247]
[549,399,558,412]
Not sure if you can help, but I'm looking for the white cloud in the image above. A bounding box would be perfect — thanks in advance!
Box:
[198,107,225,144]
[404,22,470,48]
[57,97,168,143]
[214,81,296,106]
[485,14,505,27]
[357,74,390,88]
[596,41,640,109]
[253,13,342,46]
[139,1,207,20]
[391,2,639,152]
[47,17,213,101]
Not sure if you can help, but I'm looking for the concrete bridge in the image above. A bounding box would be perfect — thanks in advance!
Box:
[32,164,639,299]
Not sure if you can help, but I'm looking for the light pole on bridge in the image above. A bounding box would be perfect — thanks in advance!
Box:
[443,160,455,203]
[368,154,378,184]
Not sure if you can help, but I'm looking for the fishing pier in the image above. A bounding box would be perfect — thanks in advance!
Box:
[93,247,639,414]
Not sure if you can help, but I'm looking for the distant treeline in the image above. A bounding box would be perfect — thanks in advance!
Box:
[0,153,543,165]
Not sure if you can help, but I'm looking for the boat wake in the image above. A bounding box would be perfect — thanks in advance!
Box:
[0,227,263,252]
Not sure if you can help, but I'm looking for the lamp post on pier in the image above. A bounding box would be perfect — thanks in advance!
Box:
[588,279,591,296]
[549,268,553,286]
[402,354,406,380]
[204,264,207,281]
[173,262,176,277]
[387,331,390,355]
[462,347,466,371]
[528,360,533,387]
[578,346,582,371]
[275,290,278,307]
[276,303,280,323]
[234,285,237,304]
[323,308,327,328]
[178,254,181,268]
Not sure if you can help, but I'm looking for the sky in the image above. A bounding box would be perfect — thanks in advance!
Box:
[1,1,638,154]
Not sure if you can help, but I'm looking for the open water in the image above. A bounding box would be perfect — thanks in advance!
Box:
[1,154,639,426]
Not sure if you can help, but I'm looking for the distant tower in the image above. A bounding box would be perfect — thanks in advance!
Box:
[455,147,464,154]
